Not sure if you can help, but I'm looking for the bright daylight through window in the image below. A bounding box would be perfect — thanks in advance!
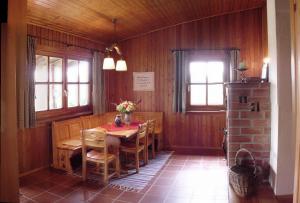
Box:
[35,55,91,112]
[188,61,224,110]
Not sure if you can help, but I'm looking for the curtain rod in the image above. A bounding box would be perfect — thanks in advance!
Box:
[171,48,240,52]
[27,34,105,53]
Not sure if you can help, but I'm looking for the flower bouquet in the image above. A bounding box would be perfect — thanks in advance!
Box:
[113,99,141,125]
[116,100,137,114]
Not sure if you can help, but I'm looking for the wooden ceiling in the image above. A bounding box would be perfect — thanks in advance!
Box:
[27,0,266,43]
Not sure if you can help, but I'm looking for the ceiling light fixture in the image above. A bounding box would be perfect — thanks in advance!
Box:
[102,19,127,71]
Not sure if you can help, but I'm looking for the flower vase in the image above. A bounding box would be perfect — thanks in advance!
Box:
[124,113,132,125]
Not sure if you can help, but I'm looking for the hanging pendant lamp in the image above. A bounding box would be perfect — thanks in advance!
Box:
[102,19,127,71]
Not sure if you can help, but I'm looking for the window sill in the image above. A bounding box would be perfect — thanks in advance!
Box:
[36,106,92,126]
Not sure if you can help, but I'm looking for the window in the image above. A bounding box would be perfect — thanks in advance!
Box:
[35,54,91,114]
[187,60,225,111]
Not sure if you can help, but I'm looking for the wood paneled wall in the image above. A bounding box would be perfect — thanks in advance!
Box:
[19,7,267,174]
[19,25,105,175]
[108,8,267,153]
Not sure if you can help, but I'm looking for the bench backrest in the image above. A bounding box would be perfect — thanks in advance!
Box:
[52,118,82,142]
[133,112,163,134]
[81,115,102,129]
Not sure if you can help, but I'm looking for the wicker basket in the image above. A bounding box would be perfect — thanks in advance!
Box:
[229,148,256,197]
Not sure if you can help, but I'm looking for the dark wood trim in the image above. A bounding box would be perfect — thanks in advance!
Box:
[36,107,92,126]
[276,194,293,202]
[27,24,106,46]
[165,146,224,156]
[1,0,26,201]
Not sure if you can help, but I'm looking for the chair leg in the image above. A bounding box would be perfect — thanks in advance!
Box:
[135,152,139,173]
[116,157,120,177]
[156,133,161,152]
[104,163,108,185]
[82,160,86,181]
[152,142,155,159]
[145,145,149,165]
[143,148,147,166]
[125,152,128,165]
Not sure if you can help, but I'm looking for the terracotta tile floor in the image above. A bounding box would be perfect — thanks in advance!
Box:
[19,154,287,203]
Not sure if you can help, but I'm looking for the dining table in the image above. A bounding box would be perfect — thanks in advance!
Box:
[57,122,141,174]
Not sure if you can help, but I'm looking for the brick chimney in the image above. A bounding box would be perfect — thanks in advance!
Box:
[226,82,270,180]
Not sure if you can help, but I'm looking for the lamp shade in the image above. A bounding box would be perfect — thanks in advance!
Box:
[103,57,115,70]
[116,59,127,71]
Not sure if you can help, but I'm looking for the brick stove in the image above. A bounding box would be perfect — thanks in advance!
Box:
[226,82,270,180]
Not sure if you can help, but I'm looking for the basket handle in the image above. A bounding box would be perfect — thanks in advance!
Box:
[235,148,257,174]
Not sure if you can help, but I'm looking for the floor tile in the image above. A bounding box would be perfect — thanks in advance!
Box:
[153,177,175,186]
[88,194,115,203]
[33,191,61,203]
[48,185,75,197]
[19,185,45,198]
[117,191,144,202]
[34,180,57,190]
[146,185,170,197]
[139,194,165,203]
[19,154,281,203]
[164,196,190,203]
[58,188,95,203]
[100,187,123,198]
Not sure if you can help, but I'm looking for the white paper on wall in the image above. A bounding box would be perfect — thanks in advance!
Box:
[133,72,155,91]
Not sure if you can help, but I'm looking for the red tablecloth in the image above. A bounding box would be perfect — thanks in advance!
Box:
[100,122,141,132]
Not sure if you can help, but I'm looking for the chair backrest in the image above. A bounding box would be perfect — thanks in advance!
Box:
[82,129,107,156]
[147,119,156,137]
[136,122,148,146]
[133,112,163,134]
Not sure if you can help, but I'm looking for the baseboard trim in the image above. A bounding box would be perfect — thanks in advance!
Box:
[276,194,293,203]
[19,165,49,177]
[164,146,224,155]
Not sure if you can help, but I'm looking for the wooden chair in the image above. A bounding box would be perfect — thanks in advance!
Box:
[120,122,148,173]
[146,120,156,163]
[82,129,120,184]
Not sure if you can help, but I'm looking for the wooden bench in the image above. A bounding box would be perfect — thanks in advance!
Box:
[52,111,164,173]
[52,118,83,173]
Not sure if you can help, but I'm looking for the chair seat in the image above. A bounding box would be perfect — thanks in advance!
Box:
[120,142,145,152]
[86,150,116,163]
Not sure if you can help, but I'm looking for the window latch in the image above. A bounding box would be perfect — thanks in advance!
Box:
[64,90,68,97]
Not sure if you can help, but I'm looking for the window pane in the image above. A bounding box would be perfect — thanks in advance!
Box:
[190,85,206,105]
[79,84,89,106]
[49,57,62,82]
[35,55,48,82]
[79,61,89,82]
[207,62,224,83]
[208,84,224,105]
[67,84,78,107]
[67,59,79,82]
[189,62,206,83]
[49,84,62,110]
[35,84,48,111]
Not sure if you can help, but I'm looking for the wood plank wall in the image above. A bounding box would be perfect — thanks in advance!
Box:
[108,7,267,154]
[19,24,105,175]
[19,7,267,174]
